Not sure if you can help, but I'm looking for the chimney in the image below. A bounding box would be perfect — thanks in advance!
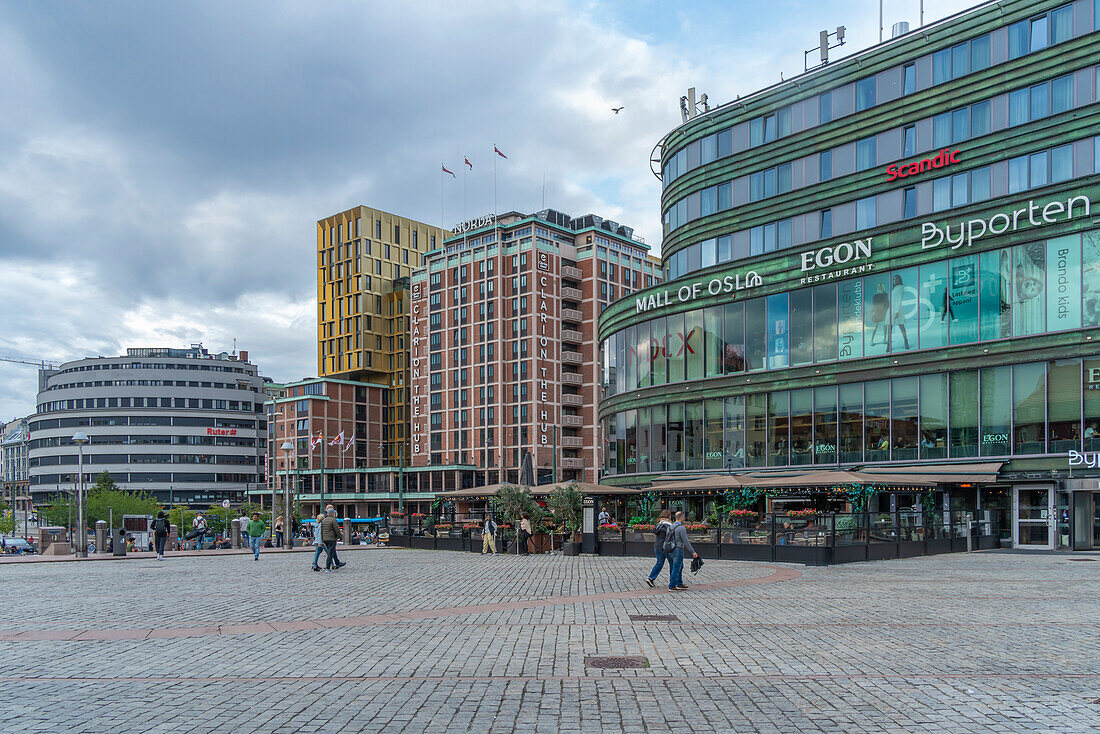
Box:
[891,21,910,38]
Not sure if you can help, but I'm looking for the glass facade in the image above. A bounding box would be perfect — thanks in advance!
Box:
[603,357,1100,476]
[603,230,1100,396]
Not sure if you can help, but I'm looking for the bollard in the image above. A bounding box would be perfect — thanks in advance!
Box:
[231,520,242,549]
[342,517,351,546]
[169,524,179,552]
[94,521,107,555]
[113,528,126,557]
[965,512,973,553]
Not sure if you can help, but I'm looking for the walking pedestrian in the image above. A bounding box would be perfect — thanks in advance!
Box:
[482,514,498,554]
[245,513,266,560]
[668,511,699,591]
[519,513,532,555]
[191,513,207,550]
[237,512,250,543]
[152,510,170,560]
[320,508,344,572]
[310,514,326,571]
[644,509,674,588]
[274,515,284,548]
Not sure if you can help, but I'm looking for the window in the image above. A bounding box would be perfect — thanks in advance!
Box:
[903,187,917,219]
[855,77,876,111]
[856,197,876,229]
[902,63,916,95]
[819,209,832,239]
[902,126,916,157]
[855,136,877,171]
[819,150,832,182]
[819,92,832,124]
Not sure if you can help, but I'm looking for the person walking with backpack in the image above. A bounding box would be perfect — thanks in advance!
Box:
[191,513,207,550]
[245,513,266,561]
[482,514,498,555]
[645,510,674,588]
[319,509,344,572]
[152,511,170,560]
[668,511,700,591]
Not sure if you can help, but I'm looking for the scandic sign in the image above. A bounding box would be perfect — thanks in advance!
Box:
[885,149,961,181]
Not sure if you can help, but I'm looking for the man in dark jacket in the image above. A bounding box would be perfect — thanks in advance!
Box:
[669,511,699,591]
[319,508,344,572]
[152,511,170,560]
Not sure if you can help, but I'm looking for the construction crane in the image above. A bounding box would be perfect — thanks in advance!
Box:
[0,355,61,370]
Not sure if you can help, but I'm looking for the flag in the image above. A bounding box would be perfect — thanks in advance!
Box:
[494,146,507,159]
[342,434,355,454]
[310,431,323,449]
[464,156,473,169]
[329,431,345,446]
[442,164,455,177]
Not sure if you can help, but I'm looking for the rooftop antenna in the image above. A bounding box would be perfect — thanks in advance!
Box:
[804,26,845,71]
[679,87,711,123]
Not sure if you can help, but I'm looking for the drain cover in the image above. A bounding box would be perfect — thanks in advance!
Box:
[585,656,648,669]
[628,614,680,622]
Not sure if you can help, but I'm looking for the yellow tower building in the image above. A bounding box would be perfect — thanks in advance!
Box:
[317,206,447,463]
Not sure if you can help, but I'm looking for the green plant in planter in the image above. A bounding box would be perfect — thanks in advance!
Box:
[834,515,858,532]
[547,484,582,538]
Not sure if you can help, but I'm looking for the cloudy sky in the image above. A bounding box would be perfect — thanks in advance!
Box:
[0,0,974,420]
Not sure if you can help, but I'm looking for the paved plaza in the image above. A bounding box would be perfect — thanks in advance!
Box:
[1,547,1098,733]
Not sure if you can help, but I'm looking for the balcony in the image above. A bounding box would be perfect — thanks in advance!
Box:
[562,415,584,427]
[562,394,583,406]
[561,308,583,322]
[561,436,584,448]
[561,372,583,385]
[561,457,585,469]
[562,351,583,365]
[562,265,582,279]
[561,286,583,301]
[562,329,583,344]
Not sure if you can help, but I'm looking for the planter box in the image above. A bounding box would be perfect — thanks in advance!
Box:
[562,542,582,556]
[898,540,924,558]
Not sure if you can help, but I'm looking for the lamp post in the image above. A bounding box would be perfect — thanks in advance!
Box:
[280,440,294,549]
[72,432,89,558]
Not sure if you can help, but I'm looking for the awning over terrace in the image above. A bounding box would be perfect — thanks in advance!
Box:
[646,463,1004,492]
[437,481,642,500]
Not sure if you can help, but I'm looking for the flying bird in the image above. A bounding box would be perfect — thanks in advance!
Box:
[612,106,624,114]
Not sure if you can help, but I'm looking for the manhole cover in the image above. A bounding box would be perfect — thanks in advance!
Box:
[585,656,648,669]
[628,614,680,622]
[1069,558,1097,562]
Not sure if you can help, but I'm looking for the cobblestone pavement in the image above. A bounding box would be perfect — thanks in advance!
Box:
[1,548,1098,733]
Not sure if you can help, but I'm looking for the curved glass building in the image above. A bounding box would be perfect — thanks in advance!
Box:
[598,0,1100,549]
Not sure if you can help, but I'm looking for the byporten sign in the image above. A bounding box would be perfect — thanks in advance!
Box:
[922,195,1092,251]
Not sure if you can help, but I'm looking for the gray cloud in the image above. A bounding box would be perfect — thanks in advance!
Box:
[0,0,973,420]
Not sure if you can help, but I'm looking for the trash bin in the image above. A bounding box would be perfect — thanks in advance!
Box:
[95,521,108,555]
[113,528,127,557]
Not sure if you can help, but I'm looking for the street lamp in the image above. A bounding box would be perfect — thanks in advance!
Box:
[280,440,295,549]
[72,432,89,558]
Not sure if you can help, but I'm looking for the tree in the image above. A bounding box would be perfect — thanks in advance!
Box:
[547,484,583,537]
[37,493,74,529]
[0,499,14,535]
[491,484,537,552]
[84,473,158,526]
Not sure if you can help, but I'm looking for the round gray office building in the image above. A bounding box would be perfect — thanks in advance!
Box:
[28,346,268,506]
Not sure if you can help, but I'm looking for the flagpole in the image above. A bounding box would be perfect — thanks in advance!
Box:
[493,145,497,219]
[441,168,445,234]
[463,163,468,249]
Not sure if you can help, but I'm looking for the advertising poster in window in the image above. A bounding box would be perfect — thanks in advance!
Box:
[864,272,891,356]
[1012,243,1045,336]
[766,293,789,369]
[887,266,917,353]
[1082,232,1100,327]
[1045,235,1080,331]
[838,279,864,360]
[979,249,1011,341]
[949,255,979,344]
[918,261,949,349]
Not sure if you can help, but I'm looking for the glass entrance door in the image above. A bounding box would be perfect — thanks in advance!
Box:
[1013,486,1053,549]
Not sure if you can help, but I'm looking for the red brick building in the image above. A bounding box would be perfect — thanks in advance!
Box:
[408,209,660,486]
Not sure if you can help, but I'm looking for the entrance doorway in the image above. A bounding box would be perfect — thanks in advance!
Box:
[1013,486,1053,549]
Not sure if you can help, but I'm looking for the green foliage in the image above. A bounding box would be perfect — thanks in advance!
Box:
[546,484,583,533]
[85,484,158,526]
[834,515,859,532]
[37,494,73,528]
[0,499,13,535]
[491,484,538,550]
[842,483,879,512]
[166,505,196,535]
